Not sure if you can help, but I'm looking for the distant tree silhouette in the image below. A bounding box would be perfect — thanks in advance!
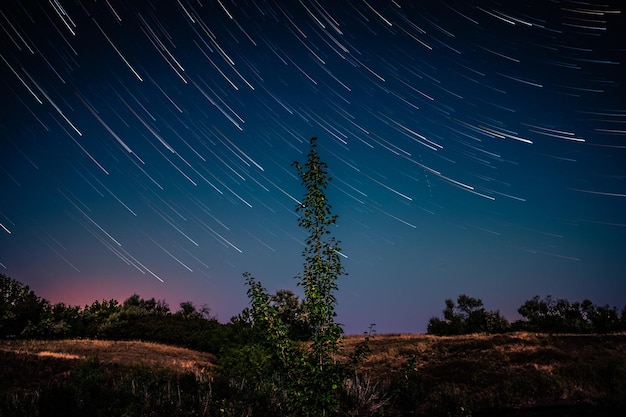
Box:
[517,295,624,333]
[0,273,232,351]
[120,294,169,316]
[270,289,311,340]
[229,288,311,343]
[429,294,626,335]
[0,274,49,338]
[427,294,509,335]
[22,302,84,339]
[176,300,213,319]
[81,299,121,337]
[178,301,199,318]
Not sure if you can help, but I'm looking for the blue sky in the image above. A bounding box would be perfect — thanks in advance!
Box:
[1,0,625,333]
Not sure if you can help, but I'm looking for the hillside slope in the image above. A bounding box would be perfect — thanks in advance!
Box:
[2,333,625,415]
[342,332,626,413]
[0,339,215,392]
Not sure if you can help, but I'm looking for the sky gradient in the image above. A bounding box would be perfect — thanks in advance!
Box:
[1,0,625,333]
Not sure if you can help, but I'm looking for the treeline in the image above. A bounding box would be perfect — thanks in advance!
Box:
[0,273,244,354]
[4,274,626,350]
[0,272,317,355]
[427,294,626,336]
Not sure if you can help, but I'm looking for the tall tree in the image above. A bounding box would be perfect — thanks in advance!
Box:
[243,137,346,416]
[292,136,345,365]
[292,137,345,416]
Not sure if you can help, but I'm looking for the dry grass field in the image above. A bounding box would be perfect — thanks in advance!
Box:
[0,339,216,377]
[341,331,626,413]
[342,331,626,380]
[2,332,625,415]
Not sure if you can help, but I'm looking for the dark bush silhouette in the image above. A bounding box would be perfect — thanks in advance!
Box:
[516,295,625,333]
[428,294,626,335]
[427,294,509,335]
[1,276,232,354]
[1,274,50,338]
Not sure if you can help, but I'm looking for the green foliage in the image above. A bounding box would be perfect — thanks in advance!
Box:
[292,138,345,352]
[17,301,84,339]
[270,289,312,340]
[291,137,346,415]
[81,299,122,338]
[0,277,232,353]
[238,137,349,416]
[216,342,288,416]
[230,288,311,342]
[122,293,170,316]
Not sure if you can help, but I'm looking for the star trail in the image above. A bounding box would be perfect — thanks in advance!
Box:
[1,0,624,333]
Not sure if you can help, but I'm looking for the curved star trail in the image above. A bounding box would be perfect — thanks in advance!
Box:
[1,0,624,333]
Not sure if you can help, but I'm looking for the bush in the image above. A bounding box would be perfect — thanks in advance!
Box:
[516,295,626,333]
[427,295,509,335]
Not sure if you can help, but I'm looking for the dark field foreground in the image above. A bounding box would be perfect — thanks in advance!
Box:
[341,332,626,415]
[2,332,625,416]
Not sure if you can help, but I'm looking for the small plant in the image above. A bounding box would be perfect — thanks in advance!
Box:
[349,323,375,368]
[341,373,388,417]
[388,354,428,414]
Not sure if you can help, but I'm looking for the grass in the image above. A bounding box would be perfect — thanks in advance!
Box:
[0,339,216,378]
[1,340,216,417]
[2,332,625,416]
[342,332,626,414]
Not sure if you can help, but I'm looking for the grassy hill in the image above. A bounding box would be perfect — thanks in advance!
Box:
[2,332,625,416]
[0,339,215,377]
[342,332,626,414]
[0,339,217,417]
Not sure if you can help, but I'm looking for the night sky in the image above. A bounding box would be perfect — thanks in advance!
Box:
[1,0,625,333]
